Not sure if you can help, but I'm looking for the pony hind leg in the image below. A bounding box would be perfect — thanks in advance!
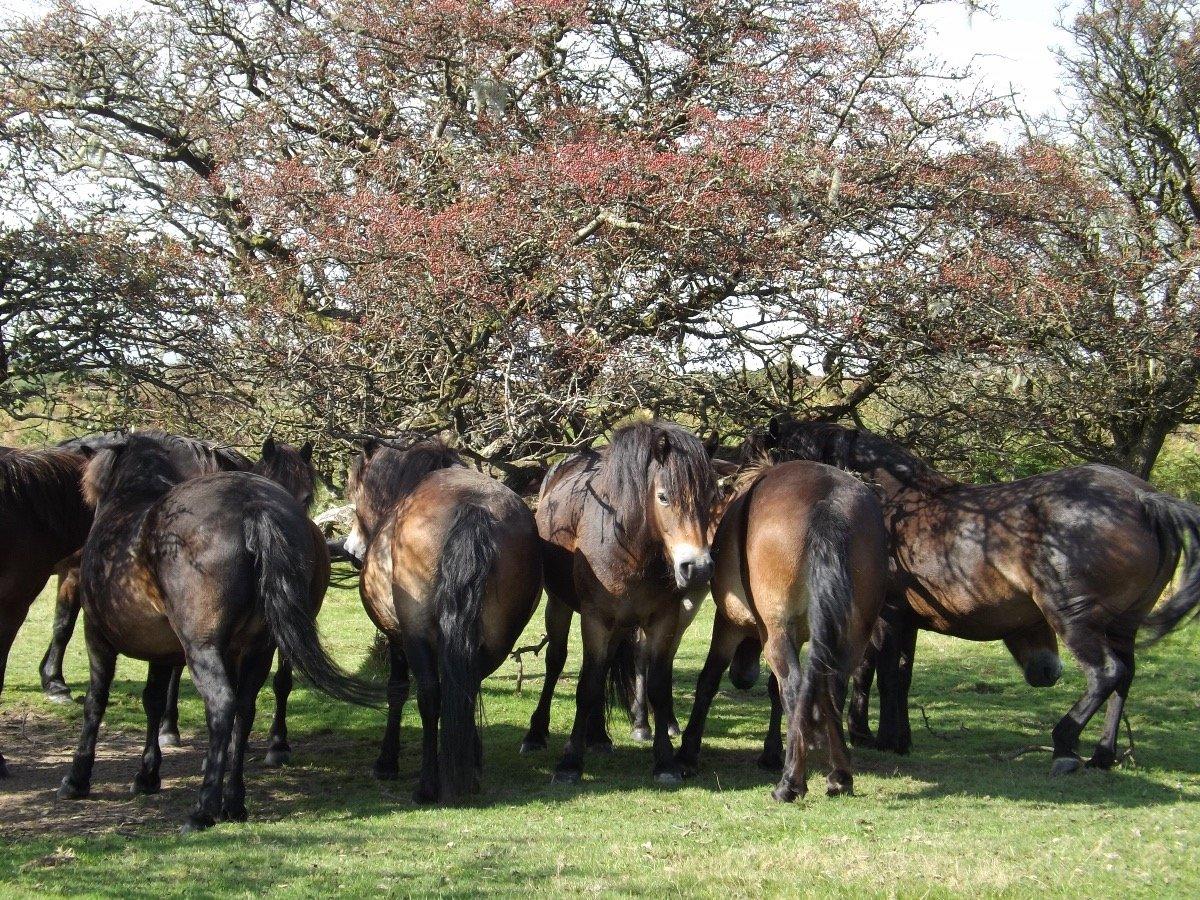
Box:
[818,676,854,796]
[520,594,572,754]
[57,620,118,799]
[182,644,237,834]
[373,638,410,780]
[39,561,81,703]
[131,660,176,795]
[264,653,294,767]
[405,634,442,803]
[1086,625,1137,771]
[222,646,274,823]
[1048,614,1126,776]
[764,632,808,803]
[847,626,881,748]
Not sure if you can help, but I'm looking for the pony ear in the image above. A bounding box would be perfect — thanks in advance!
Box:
[765,415,787,448]
[703,430,720,458]
[261,435,277,460]
[654,431,671,464]
[362,438,380,459]
[300,440,314,463]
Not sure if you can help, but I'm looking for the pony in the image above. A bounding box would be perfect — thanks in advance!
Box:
[519,421,719,785]
[676,459,888,799]
[345,436,542,802]
[57,434,376,833]
[0,445,92,777]
[37,434,316,765]
[764,416,1199,774]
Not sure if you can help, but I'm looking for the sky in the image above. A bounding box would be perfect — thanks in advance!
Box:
[0,1,1081,123]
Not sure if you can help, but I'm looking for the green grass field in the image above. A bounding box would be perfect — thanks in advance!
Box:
[2,570,1200,897]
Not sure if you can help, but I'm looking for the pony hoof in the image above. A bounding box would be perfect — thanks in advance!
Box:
[519,736,546,755]
[551,768,582,786]
[1051,756,1082,777]
[826,772,854,797]
[675,754,699,778]
[158,731,182,749]
[57,778,88,800]
[263,749,290,768]
[44,688,73,705]
[587,741,614,755]
[630,726,652,743]
[130,774,161,795]
[1086,750,1116,771]
[757,751,783,772]
[221,803,248,823]
[653,769,683,786]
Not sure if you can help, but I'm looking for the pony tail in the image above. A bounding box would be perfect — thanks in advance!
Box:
[606,631,638,721]
[803,499,856,710]
[246,503,384,707]
[433,504,498,800]
[1140,492,1200,643]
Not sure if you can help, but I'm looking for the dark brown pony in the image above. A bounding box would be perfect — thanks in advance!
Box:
[345,437,542,802]
[677,460,887,799]
[58,434,374,833]
[37,434,316,765]
[519,421,719,785]
[38,431,254,704]
[0,445,92,777]
[765,417,1200,774]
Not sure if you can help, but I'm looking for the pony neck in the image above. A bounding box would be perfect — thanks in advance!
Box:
[840,431,954,498]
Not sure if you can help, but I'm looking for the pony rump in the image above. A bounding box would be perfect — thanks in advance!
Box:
[604,421,718,541]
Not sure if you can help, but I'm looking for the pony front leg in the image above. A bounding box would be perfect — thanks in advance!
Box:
[676,612,743,777]
[264,654,294,767]
[643,610,684,785]
[552,614,611,785]
[57,621,117,799]
[131,661,175,795]
[520,595,572,754]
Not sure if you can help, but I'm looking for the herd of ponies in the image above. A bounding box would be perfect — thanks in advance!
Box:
[0,417,1198,833]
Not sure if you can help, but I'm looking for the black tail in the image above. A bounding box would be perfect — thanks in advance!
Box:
[804,499,856,709]
[608,631,638,722]
[1139,491,1200,643]
[245,505,383,707]
[434,504,497,800]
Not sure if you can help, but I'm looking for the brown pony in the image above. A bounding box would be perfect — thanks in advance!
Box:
[765,417,1200,775]
[57,434,372,833]
[345,437,542,802]
[519,421,719,785]
[676,460,887,800]
[0,445,92,777]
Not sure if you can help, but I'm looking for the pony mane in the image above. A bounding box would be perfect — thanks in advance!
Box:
[775,420,941,484]
[353,438,465,515]
[82,434,187,508]
[0,447,91,543]
[64,430,252,478]
[731,453,776,496]
[604,421,718,539]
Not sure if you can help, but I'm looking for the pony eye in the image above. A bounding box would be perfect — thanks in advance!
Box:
[657,491,669,505]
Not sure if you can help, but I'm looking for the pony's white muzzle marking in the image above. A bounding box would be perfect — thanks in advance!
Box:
[344,526,367,567]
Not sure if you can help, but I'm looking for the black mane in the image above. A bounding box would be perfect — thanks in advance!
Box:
[83,434,188,508]
[603,421,718,538]
[64,430,252,478]
[771,419,943,486]
[352,438,465,529]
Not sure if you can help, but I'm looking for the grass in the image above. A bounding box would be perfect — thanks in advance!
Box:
[3,570,1200,897]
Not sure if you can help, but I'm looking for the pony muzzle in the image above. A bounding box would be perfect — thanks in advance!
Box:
[1023,650,1063,687]
[343,527,367,570]
[671,547,713,590]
